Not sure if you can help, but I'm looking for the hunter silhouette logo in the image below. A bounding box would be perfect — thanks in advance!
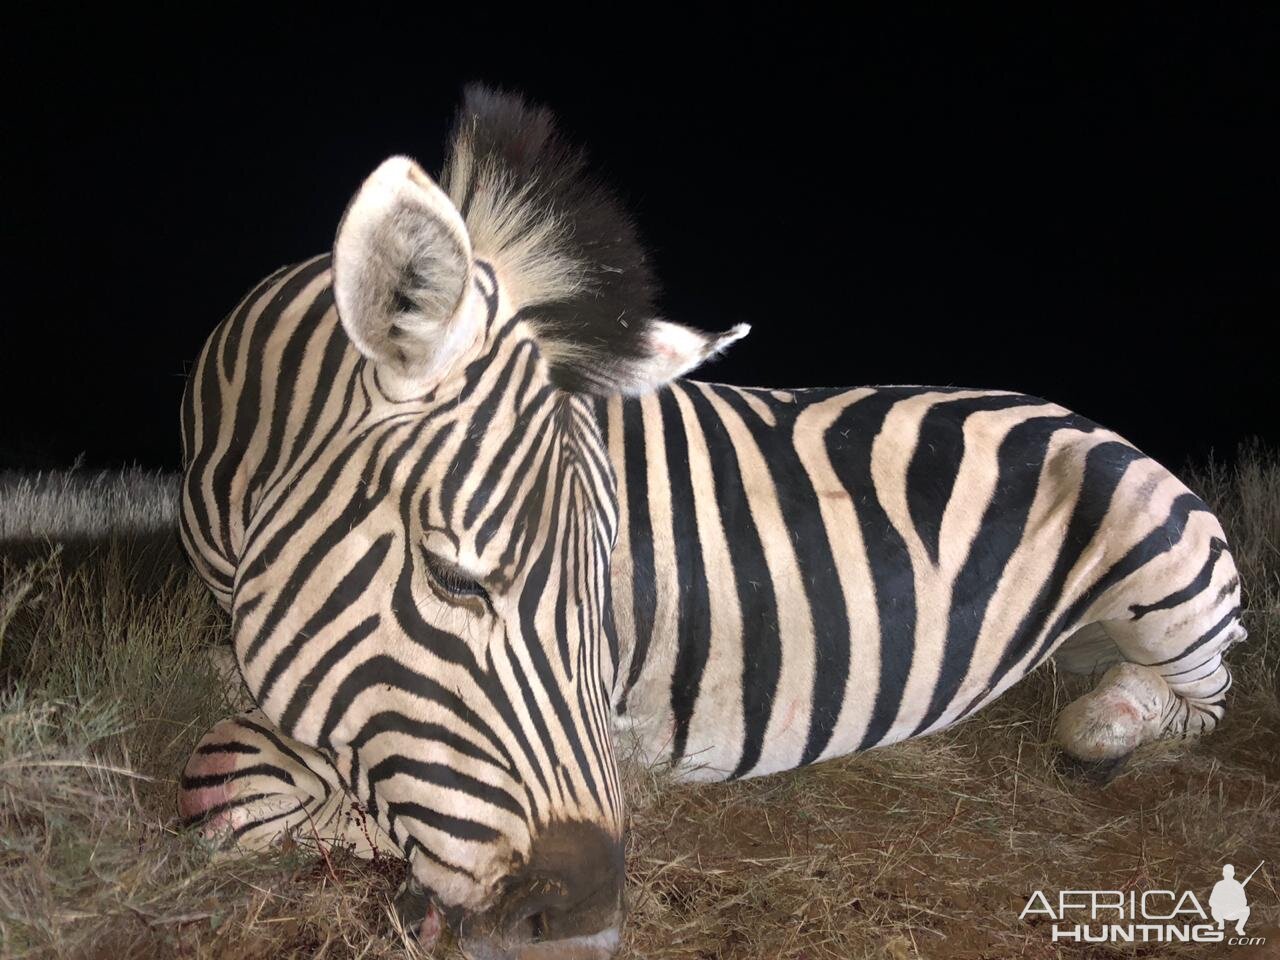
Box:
[1210,862,1262,935]
[1020,860,1268,946]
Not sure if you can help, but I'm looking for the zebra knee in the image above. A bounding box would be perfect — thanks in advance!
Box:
[1104,589,1245,741]
[179,713,337,849]
[1055,662,1171,763]
[1160,660,1231,739]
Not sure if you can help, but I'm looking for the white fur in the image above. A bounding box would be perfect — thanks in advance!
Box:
[1052,622,1124,675]
[1055,662,1172,761]
[333,157,481,396]
[613,321,752,395]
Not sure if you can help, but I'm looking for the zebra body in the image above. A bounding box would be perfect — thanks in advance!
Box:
[177,88,1244,958]
[604,384,1241,781]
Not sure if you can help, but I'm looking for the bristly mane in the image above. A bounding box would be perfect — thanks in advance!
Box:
[440,85,659,393]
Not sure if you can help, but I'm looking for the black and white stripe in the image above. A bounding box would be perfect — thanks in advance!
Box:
[182,256,627,921]
[605,382,1243,780]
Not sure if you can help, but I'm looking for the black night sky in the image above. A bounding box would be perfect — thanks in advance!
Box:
[6,8,1277,473]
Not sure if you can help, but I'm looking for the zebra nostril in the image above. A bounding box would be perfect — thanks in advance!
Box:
[394,872,443,946]
[526,910,547,942]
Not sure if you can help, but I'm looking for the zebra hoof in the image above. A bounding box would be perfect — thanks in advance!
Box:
[1056,749,1131,785]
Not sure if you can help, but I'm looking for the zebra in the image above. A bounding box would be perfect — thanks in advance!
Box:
[177,86,1246,959]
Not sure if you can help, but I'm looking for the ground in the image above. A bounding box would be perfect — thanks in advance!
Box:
[1,449,1276,959]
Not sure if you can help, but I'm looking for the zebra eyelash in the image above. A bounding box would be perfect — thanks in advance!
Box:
[419,547,490,604]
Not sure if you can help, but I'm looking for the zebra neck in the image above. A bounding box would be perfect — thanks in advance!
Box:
[598,380,833,777]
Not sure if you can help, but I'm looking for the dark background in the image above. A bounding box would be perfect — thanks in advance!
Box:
[6,8,1277,473]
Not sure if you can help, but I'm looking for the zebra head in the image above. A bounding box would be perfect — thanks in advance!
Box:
[220,88,746,958]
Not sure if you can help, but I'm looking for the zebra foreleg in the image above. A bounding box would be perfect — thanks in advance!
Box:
[178,710,397,859]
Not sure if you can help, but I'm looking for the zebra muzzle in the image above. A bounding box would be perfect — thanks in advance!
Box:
[445,820,625,959]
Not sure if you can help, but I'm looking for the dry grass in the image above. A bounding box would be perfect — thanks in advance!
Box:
[1,447,1277,959]
[0,545,425,959]
[0,468,178,542]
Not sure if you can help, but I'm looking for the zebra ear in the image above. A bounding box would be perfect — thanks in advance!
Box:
[332,156,476,390]
[605,320,751,395]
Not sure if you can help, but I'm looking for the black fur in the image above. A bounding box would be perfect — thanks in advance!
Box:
[445,85,659,393]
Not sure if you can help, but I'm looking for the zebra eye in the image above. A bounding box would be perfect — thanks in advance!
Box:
[420,548,489,602]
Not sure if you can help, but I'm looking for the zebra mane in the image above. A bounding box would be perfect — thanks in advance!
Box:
[440,85,659,393]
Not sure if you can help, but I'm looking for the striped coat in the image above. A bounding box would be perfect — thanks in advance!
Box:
[604,383,1241,781]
